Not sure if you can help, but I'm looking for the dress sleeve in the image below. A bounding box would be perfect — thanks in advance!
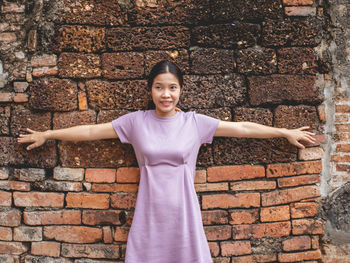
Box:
[193,112,220,145]
[111,111,138,144]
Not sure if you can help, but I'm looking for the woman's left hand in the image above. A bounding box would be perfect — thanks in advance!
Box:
[284,126,317,149]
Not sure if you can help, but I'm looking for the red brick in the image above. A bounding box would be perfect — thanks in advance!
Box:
[298,147,323,161]
[0,227,12,240]
[282,235,311,251]
[44,226,102,243]
[113,226,130,242]
[230,180,276,191]
[291,202,319,218]
[92,183,138,193]
[85,168,116,183]
[195,182,228,192]
[202,210,228,225]
[23,210,81,225]
[204,225,232,241]
[252,254,277,262]
[0,191,11,206]
[335,124,350,132]
[13,192,64,208]
[66,192,109,209]
[262,185,320,206]
[208,242,220,257]
[221,241,251,256]
[103,226,113,244]
[61,243,119,259]
[229,209,258,224]
[283,0,314,5]
[78,91,88,111]
[207,165,265,182]
[13,93,29,103]
[8,181,30,191]
[336,144,350,152]
[335,104,350,113]
[266,161,322,178]
[32,66,58,77]
[311,235,319,249]
[13,82,28,92]
[116,167,140,183]
[202,193,260,209]
[0,168,9,179]
[0,241,28,255]
[232,222,291,239]
[278,249,321,262]
[277,174,320,187]
[31,241,60,257]
[110,193,137,209]
[260,205,290,222]
[0,209,21,226]
[82,210,122,225]
[194,169,206,183]
[292,219,325,235]
[14,226,42,241]
[0,92,12,102]
[285,6,316,16]
[231,256,254,263]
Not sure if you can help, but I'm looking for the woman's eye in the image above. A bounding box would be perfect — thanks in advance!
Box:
[171,86,177,90]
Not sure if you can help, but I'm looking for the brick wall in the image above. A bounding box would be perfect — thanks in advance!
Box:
[1,0,348,262]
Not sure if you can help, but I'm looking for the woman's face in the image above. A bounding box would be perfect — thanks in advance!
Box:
[151,72,182,117]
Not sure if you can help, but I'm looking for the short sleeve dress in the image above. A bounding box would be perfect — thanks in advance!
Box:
[112,109,220,263]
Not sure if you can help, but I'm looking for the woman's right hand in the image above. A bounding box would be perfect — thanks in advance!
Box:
[17,128,47,150]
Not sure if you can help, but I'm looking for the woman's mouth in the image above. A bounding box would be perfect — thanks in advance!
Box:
[161,101,172,106]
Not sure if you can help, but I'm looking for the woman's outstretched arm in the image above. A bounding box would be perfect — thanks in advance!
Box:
[17,122,118,150]
[214,120,317,149]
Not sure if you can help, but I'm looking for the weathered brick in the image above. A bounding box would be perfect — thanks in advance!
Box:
[7,181,30,191]
[208,242,220,257]
[266,160,322,178]
[110,193,137,209]
[292,219,325,234]
[144,50,189,77]
[85,168,116,183]
[0,32,16,42]
[0,106,10,135]
[232,222,291,239]
[260,205,290,222]
[53,167,84,181]
[14,168,45,182]
[229,209,259,224]
[86,80,149,110]
[116,167,140,183]
[0,191,11,206]
[230,181,276,191]
[40,180,83,192]
[194,170,207,184]
[53,110,96,130]
[24,210,81,225]
[44,226,102,243]
[202,193,260,209]
[61,243,119,259]
[262,19,320,46]
[128,0,211,25]
[0,92,12,102]
[78,91,88,111]
[282,235,311,251]
[92,183,138,193]
[283,0,314,5]
[298,147,324,160]
[103,226,113,244]
[274,105,319,131]
[262,185,320,206]
[278,249,321,262]
[195,182,228,192]
[202,210,228,225]
[231,256,253,263]
[13,93,28,103]
[336,144,350,152]
[58,53,101,78]
[311,235,319,249]
[0,167,9,179]
[278,47,317,74]
[57,25,105,52]
[13,226,42,241]
[106,26,190,51]
[234,107,273,125]
[113,226,130,242]
[101,52,144,79]
[236,48,277,74]
[31,241,60,257]
[0,226,12,240]
[248,75,322,106]
[32,66,58,77]
[278,174,320,188]
[207,165,265,182]
[13,82,28,92]
[204,225,232,240]
[179,74,246,110]
[58,140,136,168]
[0,137,15,166]
[285,6,316,16]
[291,202,319,218]
[214,137,296,166]
[31,54,57,67]
[252,254,277,262]
[82,210,123,225]
[221,241,252,256]
[192,23,260,49]
[190,48,235,74]
[194,108,232,122]
[29,78,77,111]
[0,241,28,255]
[11,107,51,137]
[66,193,109,209]
[13,192,64,208]
[0,209,21,226]
[1,2,25,12]
[24,256,72,263]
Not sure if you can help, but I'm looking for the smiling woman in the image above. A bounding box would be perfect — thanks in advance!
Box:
[17,60,317,263]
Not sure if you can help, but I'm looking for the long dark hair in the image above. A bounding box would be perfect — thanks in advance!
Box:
[146,60,184,109]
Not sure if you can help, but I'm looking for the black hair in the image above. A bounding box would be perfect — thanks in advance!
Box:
[146,60,184,109]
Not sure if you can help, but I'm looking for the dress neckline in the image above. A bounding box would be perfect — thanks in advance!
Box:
[149,109,181,121]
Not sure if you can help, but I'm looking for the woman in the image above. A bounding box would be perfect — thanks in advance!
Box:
[18,60,316,263]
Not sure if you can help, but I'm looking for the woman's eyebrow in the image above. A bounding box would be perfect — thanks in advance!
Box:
[154,82,178,85]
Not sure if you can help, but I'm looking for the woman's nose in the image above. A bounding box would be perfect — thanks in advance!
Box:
[162,89,170,97]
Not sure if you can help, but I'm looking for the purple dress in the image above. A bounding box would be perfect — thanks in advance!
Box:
[112,109,220,263]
